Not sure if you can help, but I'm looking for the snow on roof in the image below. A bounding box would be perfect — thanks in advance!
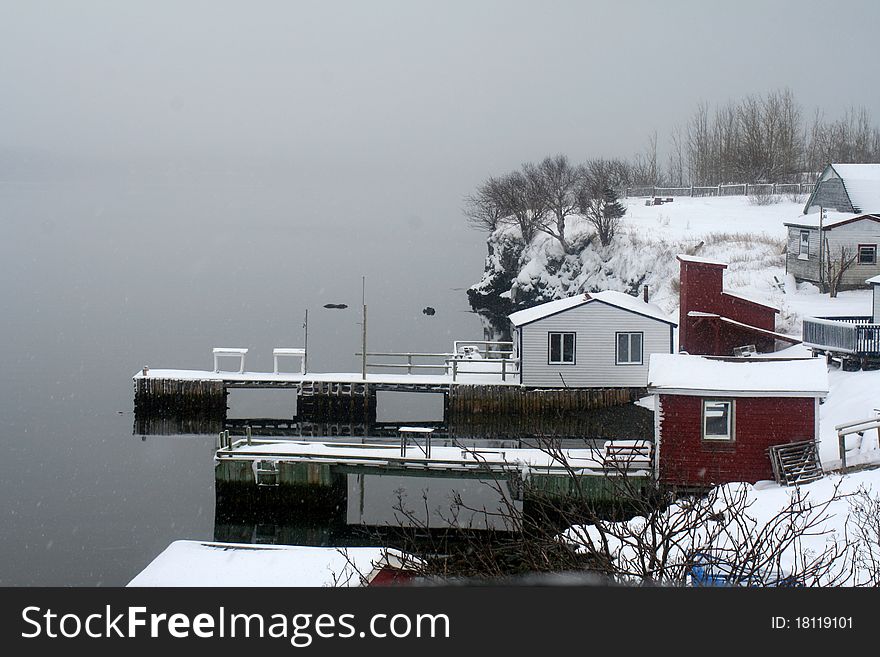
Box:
[722,288,779,312]
[647,353,828,397]
[590,290,677,325]
[508,293,590,326]
[784,211,878,229]
[508,290,676,327]
[831,163,880,213]
[676,254,728,267]
[866,274,880,285]
[127,541,412,587]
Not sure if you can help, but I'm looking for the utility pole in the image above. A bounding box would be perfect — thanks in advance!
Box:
[303,309,308,374]
[818,206,826,290]
[361,276,367,381]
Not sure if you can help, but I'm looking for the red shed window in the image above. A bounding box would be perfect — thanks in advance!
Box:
[702,399,734,441]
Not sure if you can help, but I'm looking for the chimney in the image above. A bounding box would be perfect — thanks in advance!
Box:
[642,285,649,302]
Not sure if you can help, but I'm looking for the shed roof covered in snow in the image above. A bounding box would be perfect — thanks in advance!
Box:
[802,163,880,215]
[827,163,880,213]
[676,254,729,267]
[126,541,417,587]
[508,290,676,327]
[784,211,880,230]
[647,353,828,397]
[866,274,880,285]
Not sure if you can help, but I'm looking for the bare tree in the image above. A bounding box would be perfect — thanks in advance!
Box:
[463,176,508,233]
[384,437,855,586]
[666,124,686,186]
[631,131,660,186]
[531,155,583,253]
[824,242,858,298]
[847,488,880,586]
[577,165,626,247]
[483,169,545,246]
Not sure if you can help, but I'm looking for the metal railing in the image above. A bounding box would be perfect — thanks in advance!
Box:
[452,340,515,358]
[357,341,520,381]
[802,316,880,355]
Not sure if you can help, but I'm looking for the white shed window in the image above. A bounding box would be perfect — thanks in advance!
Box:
[798,231,810,258]
[702,400,734,441]
[548,332,575,364]
[616,332,643,365]
[858,244,877,265]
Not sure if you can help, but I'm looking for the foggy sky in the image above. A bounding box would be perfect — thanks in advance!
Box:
[3,0,880,184]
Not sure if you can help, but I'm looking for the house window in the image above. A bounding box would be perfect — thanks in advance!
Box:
[616,332,643,365]
[858,244,877,265]
[548,332,575,364]
[798,231,810,259]
[702,399,734,441]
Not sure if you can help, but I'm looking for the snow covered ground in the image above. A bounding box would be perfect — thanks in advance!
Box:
[563,466,880,586]
[478,195,873,336]
[819,367,880,469]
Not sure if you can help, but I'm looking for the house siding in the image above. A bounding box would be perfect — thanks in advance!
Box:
[785,226,820,283]
[785,218,880,288]
[825,220,880,287]
[657,395,816,487]
[519,301,672,387]
[806,176,854,213]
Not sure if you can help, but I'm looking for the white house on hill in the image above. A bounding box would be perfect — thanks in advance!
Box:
[785,163,880,288]
[509,291,677,388]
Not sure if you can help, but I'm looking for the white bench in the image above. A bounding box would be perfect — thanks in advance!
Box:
[273,348,306,375]
[213,348,248,374]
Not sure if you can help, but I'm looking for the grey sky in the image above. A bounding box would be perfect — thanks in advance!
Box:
[2,0,879,182]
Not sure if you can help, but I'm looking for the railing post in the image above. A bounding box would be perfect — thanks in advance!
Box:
[501,358,506,382]
[452,359,458,382]
[839,431,847,471]
[407,354,413,375]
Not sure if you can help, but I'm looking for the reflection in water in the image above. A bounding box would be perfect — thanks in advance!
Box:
[214,469,524,548]
[345,472,522,532]
[141,402,653,549]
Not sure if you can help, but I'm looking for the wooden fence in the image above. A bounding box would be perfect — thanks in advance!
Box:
[621,182,814,199]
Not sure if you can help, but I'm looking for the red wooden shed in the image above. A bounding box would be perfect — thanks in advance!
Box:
[647,354,828,488]
[677,255,797,356]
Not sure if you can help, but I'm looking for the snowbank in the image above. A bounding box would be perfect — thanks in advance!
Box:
[470,195,872,337]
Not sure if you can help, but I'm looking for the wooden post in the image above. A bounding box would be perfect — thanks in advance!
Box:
[818,206,825,290]
[361,277,367,381]
[501,358,506,382]
[303,309,309,375]
[839,431,847,471]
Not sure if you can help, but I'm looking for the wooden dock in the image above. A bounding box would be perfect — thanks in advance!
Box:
[214,436,653,509]
[133,365,648,427]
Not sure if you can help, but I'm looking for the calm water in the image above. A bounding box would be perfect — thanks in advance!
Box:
[0,174,488,585]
